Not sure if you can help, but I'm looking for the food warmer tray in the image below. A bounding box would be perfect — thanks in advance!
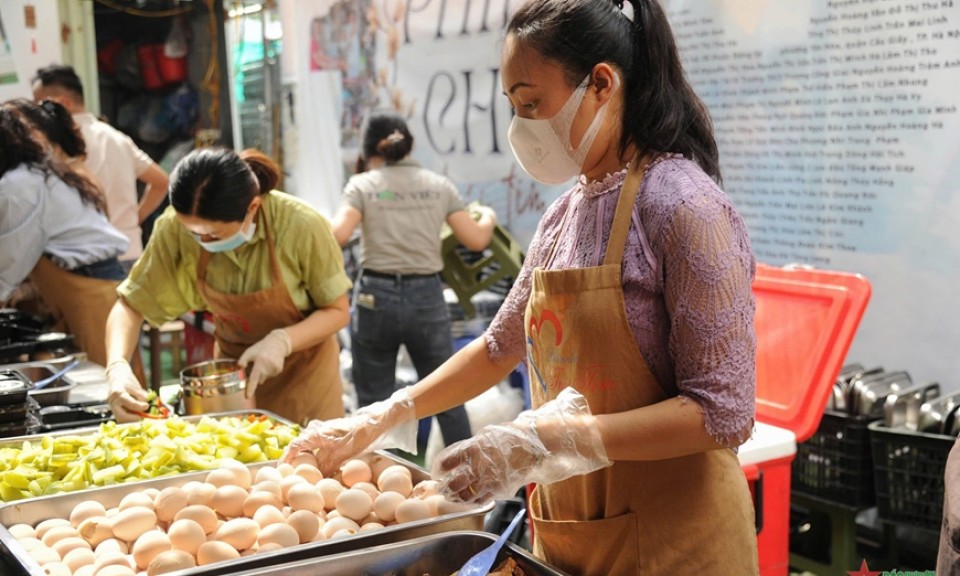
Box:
[0,451,494,576]
[0,360,79,407]
[220,530,570,576]
[0,408,295,449]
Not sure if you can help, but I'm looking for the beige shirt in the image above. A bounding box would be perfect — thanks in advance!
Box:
[73,112,155,261]
[342,159,465,275]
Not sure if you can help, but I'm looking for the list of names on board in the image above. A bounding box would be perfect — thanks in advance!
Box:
[669,0,959,265]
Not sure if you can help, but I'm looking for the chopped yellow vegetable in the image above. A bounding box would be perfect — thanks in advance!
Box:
[0,415,299,501]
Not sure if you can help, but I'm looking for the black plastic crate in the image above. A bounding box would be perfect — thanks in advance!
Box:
[791,410,878,508]
[869,421,953,532]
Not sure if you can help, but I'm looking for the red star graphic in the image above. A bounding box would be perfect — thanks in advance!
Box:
[847,559,881,576]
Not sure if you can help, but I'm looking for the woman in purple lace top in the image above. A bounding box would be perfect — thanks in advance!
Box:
[287,0,758,571]
[485,152,757,447]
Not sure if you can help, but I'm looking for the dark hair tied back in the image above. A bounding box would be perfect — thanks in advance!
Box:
[508,0,721,183]
[0,99,105,212]
[169,147,278,222]
[361,110,414,164]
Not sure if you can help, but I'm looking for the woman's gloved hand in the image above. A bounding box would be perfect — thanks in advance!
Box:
[432,387,612,504]
[238,328,292,398]
[105,360,149,423]
[283,388,418,475]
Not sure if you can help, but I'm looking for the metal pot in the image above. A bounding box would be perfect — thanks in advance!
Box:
[179,359,254,415]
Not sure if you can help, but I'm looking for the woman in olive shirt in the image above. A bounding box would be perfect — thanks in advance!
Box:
[104,148,352,424]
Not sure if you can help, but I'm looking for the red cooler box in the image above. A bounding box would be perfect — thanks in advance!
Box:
[740,264,871,576]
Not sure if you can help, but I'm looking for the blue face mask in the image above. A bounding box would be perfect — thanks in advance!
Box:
[195,222,257,253]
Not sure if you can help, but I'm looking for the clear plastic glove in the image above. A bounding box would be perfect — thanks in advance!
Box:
[238,328,292,398]
[283,388,417,476]
[105,360,149,423]
[432,387,612,504]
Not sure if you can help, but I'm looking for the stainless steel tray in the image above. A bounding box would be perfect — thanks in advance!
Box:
[0,360,78,407]
[221,531,569,576]
[883,382,940,430]
[0,408,295,448]
[0,451,493,576]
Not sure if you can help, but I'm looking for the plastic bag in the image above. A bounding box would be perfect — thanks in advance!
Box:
[164,17,189,59]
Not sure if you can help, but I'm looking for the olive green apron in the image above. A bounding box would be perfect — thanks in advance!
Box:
[524,162,758,575]
[196,203,344,425]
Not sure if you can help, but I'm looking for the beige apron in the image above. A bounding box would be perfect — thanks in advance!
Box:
[29,256,120,367]
[196,203,344,425]
[524,162,759,575]
[938,435,960,575]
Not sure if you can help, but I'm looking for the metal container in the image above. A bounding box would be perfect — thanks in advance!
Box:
[0,360,78,406]
[842,366,884,413]
[222,531,570,576]
[0,409,294,450]
[883,382,940,430]
[180,359,253,415]
[0,451,494,576]
[947,404,960,437]
[853,370,912,417]
[918,392,960,434]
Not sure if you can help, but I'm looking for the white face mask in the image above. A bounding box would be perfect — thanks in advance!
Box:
[507,73,618,185]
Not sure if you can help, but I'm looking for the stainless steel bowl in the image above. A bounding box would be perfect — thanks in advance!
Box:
[180,359,254,415]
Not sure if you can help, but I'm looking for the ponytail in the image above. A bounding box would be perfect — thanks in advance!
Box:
[360,110,414,163]
[375,130,411,163]
[240,148,280,194]
[622,0,721,182]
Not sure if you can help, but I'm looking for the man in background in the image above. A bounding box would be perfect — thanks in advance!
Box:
[32,64,169,272]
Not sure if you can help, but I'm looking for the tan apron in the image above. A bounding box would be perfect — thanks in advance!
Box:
[196,203,344,425]
[938,435,960,575]
[28,256,120,367]
[524,162,759,575]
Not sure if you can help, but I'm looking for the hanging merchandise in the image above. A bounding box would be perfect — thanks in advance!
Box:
[158,16,189,85]
[163,84,200,136]
[113,43,144,91]
[135,95,178,143]
[97,38,124,76]
[137,43,165,90]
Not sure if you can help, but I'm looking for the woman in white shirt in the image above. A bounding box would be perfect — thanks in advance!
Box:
[0,100,128,365]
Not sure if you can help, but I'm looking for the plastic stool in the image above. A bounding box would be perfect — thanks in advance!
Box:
[789,492,898,574]
[441,223,523,319]
[143,320,186,391]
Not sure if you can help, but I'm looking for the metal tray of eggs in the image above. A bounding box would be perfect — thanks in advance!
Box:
[0,451,491,576]
[221,531,571,576]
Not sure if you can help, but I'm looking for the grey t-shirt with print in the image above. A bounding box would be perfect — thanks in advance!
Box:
[342,159,465,275]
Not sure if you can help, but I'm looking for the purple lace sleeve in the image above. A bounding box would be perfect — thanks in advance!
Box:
[651,164,757,447]
[482,157,756,447]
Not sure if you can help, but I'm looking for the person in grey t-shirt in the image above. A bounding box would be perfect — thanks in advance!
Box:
[332,109,496,448]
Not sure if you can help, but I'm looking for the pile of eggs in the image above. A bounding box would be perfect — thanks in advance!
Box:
[8,454,474,576]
